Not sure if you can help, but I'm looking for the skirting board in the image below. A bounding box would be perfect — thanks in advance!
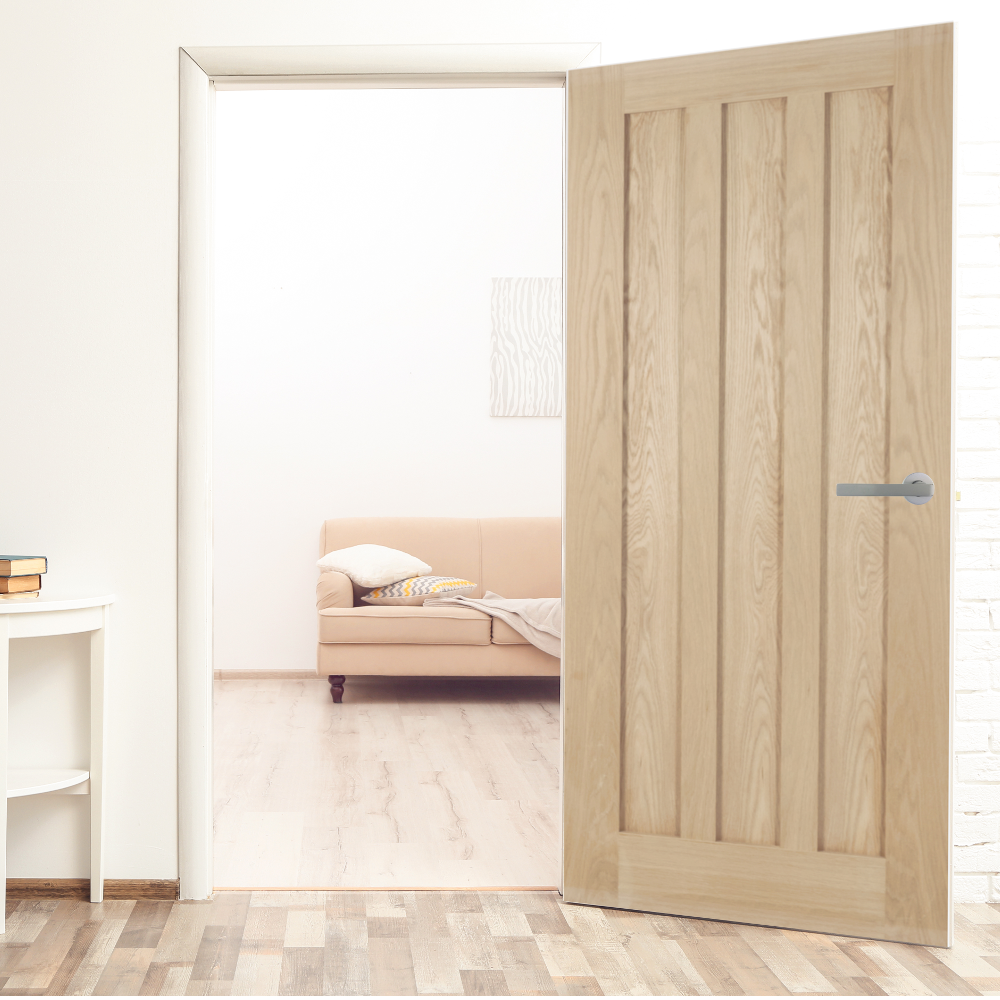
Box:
[7,879,179,900]
[214,670,317,680]
[214,885,561,892]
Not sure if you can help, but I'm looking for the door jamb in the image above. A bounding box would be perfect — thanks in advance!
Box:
[177,42,598,900]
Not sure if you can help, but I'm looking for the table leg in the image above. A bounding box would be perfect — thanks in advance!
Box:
[1,617,8,932]
[90,607,107,903]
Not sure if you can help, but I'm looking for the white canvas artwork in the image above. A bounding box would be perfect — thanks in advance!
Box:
[490,277,562,417]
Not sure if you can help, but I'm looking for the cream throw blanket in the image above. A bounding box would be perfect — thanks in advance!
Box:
[422,591,562,657]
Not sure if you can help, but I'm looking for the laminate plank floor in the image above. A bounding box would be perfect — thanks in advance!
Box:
[3,893,999,996]
[213,676,561,889]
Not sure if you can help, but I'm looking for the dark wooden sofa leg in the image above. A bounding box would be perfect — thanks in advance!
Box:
[328,675,345,703]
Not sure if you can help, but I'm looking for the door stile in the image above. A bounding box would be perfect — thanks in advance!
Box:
[824,84,893,860]
[884,23,953,946]
[780,91,826,854]
[563,62,626,905]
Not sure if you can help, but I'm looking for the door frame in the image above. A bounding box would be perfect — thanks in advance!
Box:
[177,42,597,900]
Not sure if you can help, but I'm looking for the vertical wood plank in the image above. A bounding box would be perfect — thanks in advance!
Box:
[43,911,103,996]
[2,900,84,992]
[324,893,369,995]
[823,86,892,858]
[188,893,249,988]
[622,108,683,837]
[564,63,626,904]
[230,904,285,997]
[366,893,417,996]
[678,102,723,843]
[779,92,826,853]
[279,947,325,995]
[720,98,786,848]
[61,901,135,995]
[884,23,953,946]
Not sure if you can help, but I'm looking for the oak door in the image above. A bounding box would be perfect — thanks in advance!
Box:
[564,25,953,946]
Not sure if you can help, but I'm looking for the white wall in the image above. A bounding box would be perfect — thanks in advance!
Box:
[212,88,563,674]
[1,0,996,884]
[953,141,1000,901]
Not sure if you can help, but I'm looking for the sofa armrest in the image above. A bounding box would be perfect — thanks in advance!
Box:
[317,571,355,610]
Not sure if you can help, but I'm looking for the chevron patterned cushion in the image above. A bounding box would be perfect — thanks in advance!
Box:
[360,576,476,607]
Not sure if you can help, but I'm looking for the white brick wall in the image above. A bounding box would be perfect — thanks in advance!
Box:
[954,141,1000,903]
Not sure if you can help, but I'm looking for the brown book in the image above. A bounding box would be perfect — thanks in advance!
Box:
[0,591,40,599]
[0,556,47,577]
[0,575,41,594]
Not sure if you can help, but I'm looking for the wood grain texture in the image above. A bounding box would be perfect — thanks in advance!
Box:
[563,63,625,906]
[2,892,997,996]
[823,85,893,860]
[214,676,560,889]
[678,102,723,844]
[720,98,785,848]
[563,22,952,946]
[618,833,887,939]
[623,29,895,113]
[622,107,683,837]
[883,22,954,947]
[779,91,825,854]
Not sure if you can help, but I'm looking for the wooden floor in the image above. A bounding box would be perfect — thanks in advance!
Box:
[213,676,561,889]
[4,892,1000,996]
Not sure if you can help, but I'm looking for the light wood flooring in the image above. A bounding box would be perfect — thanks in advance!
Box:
[213,676,561,889]
[5,892,1000,995]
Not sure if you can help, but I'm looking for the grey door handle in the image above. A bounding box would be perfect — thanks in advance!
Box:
[836,472,934,505]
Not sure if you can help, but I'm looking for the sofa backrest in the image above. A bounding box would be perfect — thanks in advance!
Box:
[320,517,561,602]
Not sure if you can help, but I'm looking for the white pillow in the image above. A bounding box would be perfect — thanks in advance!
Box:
[361,576,476,606]
[317,544,431,589]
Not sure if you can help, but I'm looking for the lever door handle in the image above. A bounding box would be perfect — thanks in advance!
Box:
[836,473,934,505]
[837,483,933,496]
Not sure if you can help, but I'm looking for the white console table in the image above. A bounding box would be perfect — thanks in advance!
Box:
[0,594,113,931]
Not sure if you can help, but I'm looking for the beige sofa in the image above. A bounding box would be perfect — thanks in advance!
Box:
[316,517,561,701]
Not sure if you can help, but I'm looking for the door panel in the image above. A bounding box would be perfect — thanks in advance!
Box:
[677,103,723,847]
[565,25,952,945]
[722,96,785,850]
[622,108,682,839]
[780,91,825,857]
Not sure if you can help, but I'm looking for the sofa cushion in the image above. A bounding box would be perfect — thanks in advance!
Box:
[491,618,530,644]
[321,518,481,603]
[480,518,561,599]
[361,576,476,606]
[318,605,491,645]
[316,543,431,588]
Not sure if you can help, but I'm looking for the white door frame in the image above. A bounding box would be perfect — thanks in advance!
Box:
[177,42,598,900]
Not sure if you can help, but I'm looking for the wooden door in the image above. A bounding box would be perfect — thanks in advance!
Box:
[564,25,953,946]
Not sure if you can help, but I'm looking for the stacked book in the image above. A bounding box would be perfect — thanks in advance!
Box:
[0,555,48,599]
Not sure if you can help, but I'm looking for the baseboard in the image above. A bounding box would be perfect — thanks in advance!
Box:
[7,878,179,900]
[214,885,561,892]
[214,670,318,679]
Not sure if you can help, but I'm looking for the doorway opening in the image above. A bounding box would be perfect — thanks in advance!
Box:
[210,84,565,890]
